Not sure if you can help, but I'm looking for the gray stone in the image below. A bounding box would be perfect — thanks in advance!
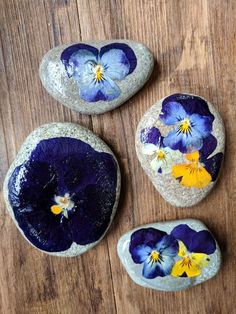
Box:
[117,219,221,291]
[39,40,154,115]
[136,93,225,207]
[3,123,121,256]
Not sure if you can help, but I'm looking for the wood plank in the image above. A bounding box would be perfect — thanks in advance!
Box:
[0,0,235,313]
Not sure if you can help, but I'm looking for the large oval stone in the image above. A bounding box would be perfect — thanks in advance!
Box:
[3,123,120,256]
[117,219,221,291]
[39,40,154,115]
[136,93,225,207]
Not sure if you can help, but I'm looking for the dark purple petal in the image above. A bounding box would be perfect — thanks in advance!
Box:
[203,153,223,181]
[189,230,216,254]
[61,44,98,77]
[8,137,118,252]
[199,134,217,159]
[100,43,137,74]
[129,228,167,254]
[162,93,215,122]
[140,127,161,145]
[170,224,196,251]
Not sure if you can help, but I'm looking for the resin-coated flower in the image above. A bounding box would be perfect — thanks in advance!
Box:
[160,94,214,153]
[172,135,223,188]
[8,137,118,253]
[141,127,182,174]
[61,43,137,102]
[171,224,216,277]
[129,228,178,279]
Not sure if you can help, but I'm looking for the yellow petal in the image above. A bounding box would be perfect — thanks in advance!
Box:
[190,253,210,268]
[172,164,212,188]
[171,259,201,277]
[178,241,188,257]
[171,260,185,277]
[185,151,200,162]
[51,205,62,215]
[184,260,201,277]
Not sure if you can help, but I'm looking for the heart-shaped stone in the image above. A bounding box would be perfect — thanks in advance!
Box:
[117,219,221,291]
[136,93,225,207]
[3,123,120,256]
[39,40,154,115]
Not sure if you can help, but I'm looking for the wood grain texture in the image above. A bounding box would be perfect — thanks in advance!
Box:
[0,0,235,313]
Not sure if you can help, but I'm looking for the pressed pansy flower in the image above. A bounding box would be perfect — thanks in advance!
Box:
[159,94,214,153]
[61,43,137,102]
[170,224,216,277]
[129,228,178,279]
[141,127,182,174]
[8,137,117,252]
[172,135,223,188]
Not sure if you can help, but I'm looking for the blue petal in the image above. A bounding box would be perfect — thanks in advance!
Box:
[100,43,137,74]
[189,230,216,254]
[190,114,213,137]
[142,255,174,278]
[162,93,215,121]
[78,70,121,102]
[131,244,152,263]
[140,127,161,145]
[61,44,98,77]
[159,102,187,125]
[155,235,178,257]
[203,152,223,181]
[171,224,197,251]
[163,127,204,153]
[199,134,217,159]
[100,49,130,80]
[129,228,167,255]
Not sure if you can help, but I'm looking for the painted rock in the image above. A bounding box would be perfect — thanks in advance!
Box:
[136,93,225,207]
[39,40,154,115]
[117,219,221,291]
[3,123,120,256]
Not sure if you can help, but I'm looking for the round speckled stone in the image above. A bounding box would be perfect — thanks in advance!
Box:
[3,123,121,256]
[39,40,154,115]
[136,93,225,207]
[117,219,221,291]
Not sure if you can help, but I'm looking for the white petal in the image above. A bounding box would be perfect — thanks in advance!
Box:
[142,143,158,155]
[150,157,162,171]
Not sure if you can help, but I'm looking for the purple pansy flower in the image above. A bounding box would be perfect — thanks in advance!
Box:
[170,224,216,277]
[129,228,179,279]
[159,94,214,153]
[61,43,137,102]
[8,137,117,253]
[140,127,183,174]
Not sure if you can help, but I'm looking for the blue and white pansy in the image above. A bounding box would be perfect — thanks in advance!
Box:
[61,43,137,102]
[141,127,182,174]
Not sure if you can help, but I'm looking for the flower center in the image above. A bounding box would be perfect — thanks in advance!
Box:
[156,150,166,160]
[94,64,104,82]
[180,256,192,268]
[179,118,191,134]
[51,193,74,219]
[150,250,160,263]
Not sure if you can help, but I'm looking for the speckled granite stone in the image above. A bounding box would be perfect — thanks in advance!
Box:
[136,93,225,207]
[39,40,154,115]
[3,123,121,256]
[117,219,221,291]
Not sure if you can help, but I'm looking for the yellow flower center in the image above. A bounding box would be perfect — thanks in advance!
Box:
[180,256,192,268]
[50,193,74,219]
[94,65,104,82]
[150,250,160,262]
[156,150,166,160]
[179,118,191,133]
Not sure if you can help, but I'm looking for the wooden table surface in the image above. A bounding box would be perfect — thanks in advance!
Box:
[0,1,235,313]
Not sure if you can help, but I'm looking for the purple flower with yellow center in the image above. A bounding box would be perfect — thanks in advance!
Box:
[172,135,223,188]
[61,43,137,102]
[159,94,214,153]
[8,137,118,253]
[170,224,216,277]
[129,228,178,279]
